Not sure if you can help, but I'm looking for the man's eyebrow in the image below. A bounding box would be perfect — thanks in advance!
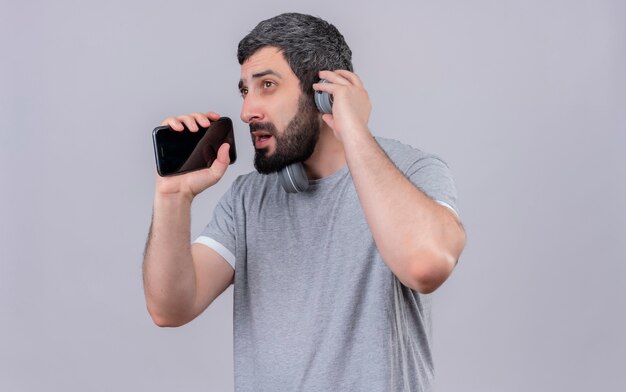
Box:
[238,69,283,90]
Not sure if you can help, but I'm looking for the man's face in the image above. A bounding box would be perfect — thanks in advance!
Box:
[239,47,320,174]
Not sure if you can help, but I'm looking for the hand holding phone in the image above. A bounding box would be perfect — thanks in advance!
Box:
[152,113,236,198]
[153,116,237,176]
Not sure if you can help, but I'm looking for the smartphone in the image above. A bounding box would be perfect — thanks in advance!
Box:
[152,116,237,176]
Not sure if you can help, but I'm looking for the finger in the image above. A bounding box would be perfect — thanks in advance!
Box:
[177,115,199,132]
[161,117,185,131]
[190,112,211,128]
[207,143,230,179]
[318,70,350,85]
[312,81,338,95]
[334,69,362,87]
[205,112,221,121]
[215,143,231,165]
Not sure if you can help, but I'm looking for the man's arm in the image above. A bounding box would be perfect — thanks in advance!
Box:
[314,71,466,294]
[341,134,464,293]
[143,194,234,327]
[143,112,234,327]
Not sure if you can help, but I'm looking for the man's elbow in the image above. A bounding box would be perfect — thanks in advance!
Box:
[404,250,457,294]
[403,237,464,294]
[146,304,192,328]
[411,224,466,293]
[150,315,185,328]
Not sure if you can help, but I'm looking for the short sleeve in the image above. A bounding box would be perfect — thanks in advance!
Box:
[193,184,237,269]
[405,154,460,218]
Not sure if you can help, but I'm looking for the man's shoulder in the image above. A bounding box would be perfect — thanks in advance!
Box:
[374,136,441,165]
[235,169,265,184]
[230,170,270,192]
[226,170,281,202]
[375,136,418,154]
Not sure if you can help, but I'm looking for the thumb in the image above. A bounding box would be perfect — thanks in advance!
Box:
[208,143,230,175]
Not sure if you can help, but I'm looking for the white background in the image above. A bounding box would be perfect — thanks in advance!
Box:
[1,0,624,390]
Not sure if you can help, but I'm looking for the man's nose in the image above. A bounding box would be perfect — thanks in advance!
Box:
[240,94,264,124]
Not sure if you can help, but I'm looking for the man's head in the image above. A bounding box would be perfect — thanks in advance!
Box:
[238,13,353,95]
[237,13,353,174]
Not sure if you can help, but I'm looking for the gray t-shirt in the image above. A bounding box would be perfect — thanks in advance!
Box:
[195,137,459,392]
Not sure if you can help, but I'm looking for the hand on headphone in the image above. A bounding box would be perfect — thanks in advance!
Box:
[313,70,372,142]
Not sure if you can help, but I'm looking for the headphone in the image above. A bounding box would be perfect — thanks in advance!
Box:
[278,80,333,193]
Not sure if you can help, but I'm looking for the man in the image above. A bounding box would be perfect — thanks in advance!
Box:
[143,12,465,391]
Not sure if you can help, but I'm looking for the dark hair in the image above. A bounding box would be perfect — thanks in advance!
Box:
[237,13,353,94]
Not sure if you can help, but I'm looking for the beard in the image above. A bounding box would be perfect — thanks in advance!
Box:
[251,94,321,175]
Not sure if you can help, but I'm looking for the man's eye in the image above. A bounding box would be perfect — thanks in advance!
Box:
[240,87,248,97]
[263,81,274,88]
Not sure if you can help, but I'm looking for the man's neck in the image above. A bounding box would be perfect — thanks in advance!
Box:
[303,124,346,180]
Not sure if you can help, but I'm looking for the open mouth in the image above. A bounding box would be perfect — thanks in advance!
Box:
[251,130,273,148]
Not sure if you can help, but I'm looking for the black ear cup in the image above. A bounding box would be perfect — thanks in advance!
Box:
[278,162,310,193]
[314,79,333,114]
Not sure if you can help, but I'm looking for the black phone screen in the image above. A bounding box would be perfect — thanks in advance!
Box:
[152,117,236,176]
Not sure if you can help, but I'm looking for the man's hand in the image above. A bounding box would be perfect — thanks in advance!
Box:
[313,70,372,142]
[156,111,231,200]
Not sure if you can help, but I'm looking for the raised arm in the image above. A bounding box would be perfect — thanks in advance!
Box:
[314,71,466,294]
[143,112,234,327]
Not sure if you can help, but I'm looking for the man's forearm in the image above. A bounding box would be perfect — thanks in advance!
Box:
[343,130,465,293]
[143,193,197,326]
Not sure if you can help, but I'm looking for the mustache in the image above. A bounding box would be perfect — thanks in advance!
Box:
[249,122,277,135]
